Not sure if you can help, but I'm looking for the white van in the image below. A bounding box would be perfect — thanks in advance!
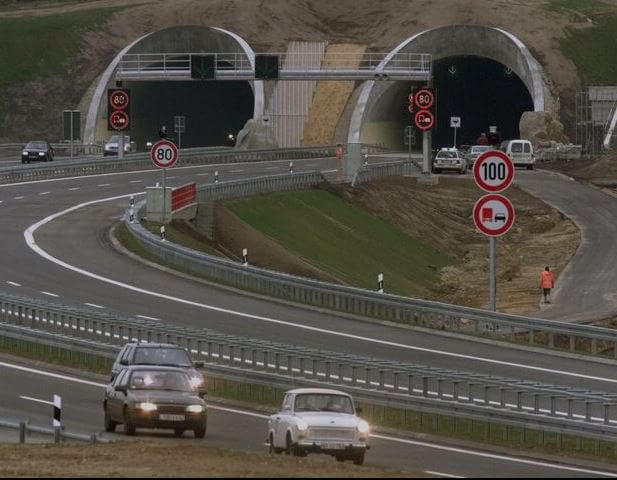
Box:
[499,139,535,170]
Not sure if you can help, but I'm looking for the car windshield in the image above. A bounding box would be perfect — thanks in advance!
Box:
[437,151,458,159]
[294,394,354,414]
[472,146,490,154]
[25,141,47,149]
[133,347,192,367]
[129,370,192,391]
[108,135,129,143]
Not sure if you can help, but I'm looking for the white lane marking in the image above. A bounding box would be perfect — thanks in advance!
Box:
[424,471,463,478]
[372,434,615,477]
[84,302,104,309]
[13,196,24,200]
[129,180,142,184]
[321,169,337,173]
[265,166,279,170]
[40,291,59,298]
[1,361,615,477]
[22,194,617,386]
[197,173,209,176]
[97,184,111,187]
[39,192,50,196]
[68,187,81,191]
[0,159,331,190]
[136,314,161,321]
[230,169,244,173]
[7,281,21,287]
[19,395,53,406]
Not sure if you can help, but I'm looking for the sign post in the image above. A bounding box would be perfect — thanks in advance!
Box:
[150,139,179,223]
[450,116,461,148]
[411,87,435,175]
[174,115,186,149]
[107,89,130,159]
[472,150,515,311]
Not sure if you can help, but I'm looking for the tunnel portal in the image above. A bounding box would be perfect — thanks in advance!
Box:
[432,55,534,148]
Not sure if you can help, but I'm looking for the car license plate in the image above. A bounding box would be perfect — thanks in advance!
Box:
[159,414,185,421]
[322,442,344,450]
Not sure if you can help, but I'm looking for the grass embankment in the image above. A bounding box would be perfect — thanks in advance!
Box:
[547,0,617,85]
[0,443,410,478]
[224,189,453,297]
[140,219,224,257]
[0,6,117,121]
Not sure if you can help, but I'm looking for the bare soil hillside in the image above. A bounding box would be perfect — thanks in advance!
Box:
[337,176,579,314]
[0,0,600,141]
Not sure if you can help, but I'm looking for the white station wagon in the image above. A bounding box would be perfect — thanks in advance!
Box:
[267,388,370,465]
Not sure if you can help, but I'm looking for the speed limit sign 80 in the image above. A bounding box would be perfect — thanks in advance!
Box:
[472,150,514,193]
[150,140,178,168]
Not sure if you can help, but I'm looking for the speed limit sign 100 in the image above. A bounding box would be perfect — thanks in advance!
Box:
[150,140,179,168]
[473,150,514,193]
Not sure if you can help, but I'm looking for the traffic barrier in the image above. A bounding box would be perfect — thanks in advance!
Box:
[171,183,197,212]
[0,416,108,444]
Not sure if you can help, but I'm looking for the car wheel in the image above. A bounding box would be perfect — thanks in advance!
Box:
[194,421,206,439]
[352,451,365,466]
[269,433,283,455]
[174,428,185,437]
[123,408,136,436]
[285,432,296,456]
[104,407,117,433]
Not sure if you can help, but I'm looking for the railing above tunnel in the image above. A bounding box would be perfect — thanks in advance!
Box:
[115,52,432,81]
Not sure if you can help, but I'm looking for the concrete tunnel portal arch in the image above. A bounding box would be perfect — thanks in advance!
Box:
[84,26,263,149]
[349,25,552,150]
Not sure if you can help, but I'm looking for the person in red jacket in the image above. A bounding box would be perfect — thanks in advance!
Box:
[539,266,555,304]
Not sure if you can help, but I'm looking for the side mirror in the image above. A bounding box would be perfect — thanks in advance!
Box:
[194,361,204,369]
[120,359,129,366]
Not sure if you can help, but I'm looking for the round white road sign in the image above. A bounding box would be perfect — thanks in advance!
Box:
[473,150,514,193]
[150,140,178,168]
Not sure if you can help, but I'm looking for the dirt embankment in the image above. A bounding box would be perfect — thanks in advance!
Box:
[337,176,579,315]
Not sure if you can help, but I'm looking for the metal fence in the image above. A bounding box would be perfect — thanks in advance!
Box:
[2,294,617,441]
[0,417,108,444]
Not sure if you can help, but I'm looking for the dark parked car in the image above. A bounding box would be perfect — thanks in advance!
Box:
[111,343,206,396]
[103,366,207,437]
[21,141,54,163]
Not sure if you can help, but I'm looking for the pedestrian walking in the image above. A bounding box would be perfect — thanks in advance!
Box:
[539,266,555,304]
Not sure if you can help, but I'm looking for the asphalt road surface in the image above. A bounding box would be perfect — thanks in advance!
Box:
[1,359,614,478]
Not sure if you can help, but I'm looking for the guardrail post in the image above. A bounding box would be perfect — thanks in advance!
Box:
[90,433,97,444]
[337,363,344,384]
[263,351,269,370]
[500,388,506,408]
[299,357,305,377]
[325,361,331,382]
[585,401,592,422]
[453,381,460,401]
[217,344,224,364]
[570,335,576,353]
[468,384,475,404]
[207,342,213,360]
[275,353,280,372]
[229,346,235,365]
[550,396,556,416]
[19,421,26,443]
[591,338,598,355]
[529,329,535,345]
[240,348,246,366]
[534,394,540,414]
[393,372,400,392]
[408,375,414,395]
[365,368,372,389]
[289,355,295,376]
[54,426,61,444]
[604,404,611,425]
[567,398,574,419]
[422,377,429,397]
[438,379,444,399]
[548,332,554,349]
[251,349,257,369]
[484,386,490,406]
[379,370,385,389]
[517,391,523,411]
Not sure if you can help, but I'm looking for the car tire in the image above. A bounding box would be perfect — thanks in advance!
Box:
[174,428,185,437]
[123,408,136,436]
[286,432,302,456]
[104,408,117,433]
[269,433,283,455]
[352,451,365,466]
[194,421,206,439]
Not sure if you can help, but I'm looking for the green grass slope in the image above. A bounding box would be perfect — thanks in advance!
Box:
[225,189,453,297]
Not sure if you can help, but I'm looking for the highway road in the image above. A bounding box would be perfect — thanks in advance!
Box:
[1,358,614,477]
[1,159,617,395]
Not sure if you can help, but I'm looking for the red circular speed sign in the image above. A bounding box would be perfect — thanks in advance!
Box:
[473,150,514,192]
[414,110,434,130]
[473,194,515,237]
[414,88,434,109]
[150,140,178,168]
[109,110,129,131]
[109,90,129,110]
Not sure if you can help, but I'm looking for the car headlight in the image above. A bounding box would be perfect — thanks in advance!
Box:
[190,376,204,389]
[357,420,370,434]
[22,150,28,155]
[38,152,45,156]
[296,419,309,432]
[136,402,157,412]
[186,405,204,413]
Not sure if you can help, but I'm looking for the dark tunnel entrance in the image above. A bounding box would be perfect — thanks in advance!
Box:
[124,80,254,150]
[432,56,533,147]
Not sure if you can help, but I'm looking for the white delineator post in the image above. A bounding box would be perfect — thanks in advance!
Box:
[160,225,166,241]
[377,273,384,293]
[289,161,293,174]
[242,248,248,266]
[52,394,61,428]
[215,171,219,184]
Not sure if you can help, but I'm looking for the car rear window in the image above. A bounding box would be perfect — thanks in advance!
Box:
[25,142,47,149]
[133,347,192,367]
[437,151,458,159]
[511,143,523,153]
[472,146,490,154]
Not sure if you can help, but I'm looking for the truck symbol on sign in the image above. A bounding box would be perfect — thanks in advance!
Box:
[482,207,493,222]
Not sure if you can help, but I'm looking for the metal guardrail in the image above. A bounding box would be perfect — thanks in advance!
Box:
[0,417,109,444]
[352,160,418,186]
[126,182,617,362]
[2,295,617,441]
[0,145,339,185]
